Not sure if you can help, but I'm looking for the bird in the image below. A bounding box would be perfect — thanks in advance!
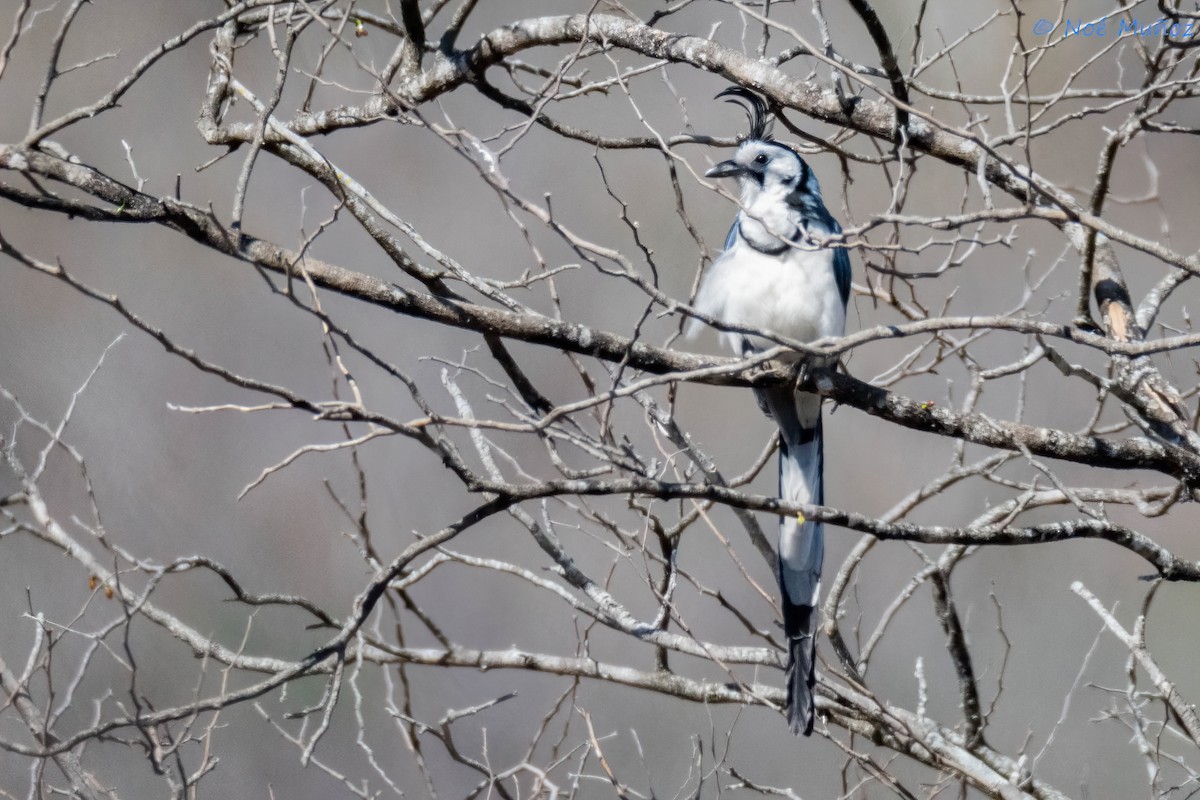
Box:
[687,87,850,736]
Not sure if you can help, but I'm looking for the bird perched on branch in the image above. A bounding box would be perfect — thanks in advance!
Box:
[687,87,850,736]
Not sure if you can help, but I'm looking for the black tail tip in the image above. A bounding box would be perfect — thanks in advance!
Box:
[784,620,818,736]
[787,697,815,736]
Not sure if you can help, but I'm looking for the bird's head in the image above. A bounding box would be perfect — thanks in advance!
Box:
[705,87,822,207]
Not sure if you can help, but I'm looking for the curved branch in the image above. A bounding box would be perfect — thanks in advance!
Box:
[0,148,1190,484]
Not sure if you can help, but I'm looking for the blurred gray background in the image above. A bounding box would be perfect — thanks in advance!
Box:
[2,0,1199,797]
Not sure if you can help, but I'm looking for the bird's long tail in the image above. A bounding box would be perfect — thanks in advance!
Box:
[756,385,825,736]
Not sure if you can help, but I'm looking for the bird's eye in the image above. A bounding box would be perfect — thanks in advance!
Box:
[753,153,769,165]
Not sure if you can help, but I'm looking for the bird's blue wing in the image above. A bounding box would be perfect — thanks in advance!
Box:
[833,244,851,308]
[809,207,851,308]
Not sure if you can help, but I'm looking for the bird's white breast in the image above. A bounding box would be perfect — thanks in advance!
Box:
[691,242,846,357]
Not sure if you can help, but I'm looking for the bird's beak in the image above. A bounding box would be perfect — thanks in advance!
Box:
[705,159,743,179]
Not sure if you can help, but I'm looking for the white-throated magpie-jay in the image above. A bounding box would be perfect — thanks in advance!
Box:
[688,88,850,736]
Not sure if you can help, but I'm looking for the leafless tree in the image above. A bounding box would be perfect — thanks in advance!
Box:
[2,1,1200,797]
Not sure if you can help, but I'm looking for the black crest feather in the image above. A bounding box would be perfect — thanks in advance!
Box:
[715,86,773,141]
